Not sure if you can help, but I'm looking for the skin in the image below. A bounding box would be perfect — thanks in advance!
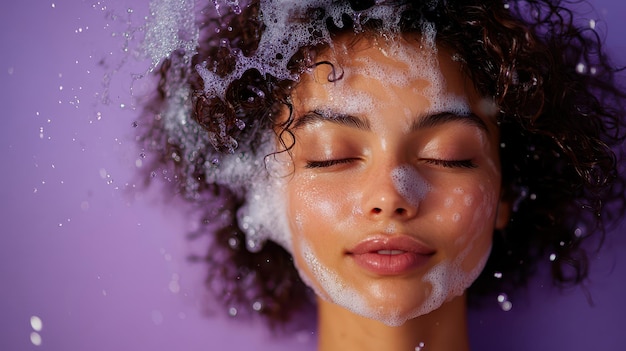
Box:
[277,33,510,351]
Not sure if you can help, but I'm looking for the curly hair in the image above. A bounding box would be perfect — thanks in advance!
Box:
[137,0,626,324]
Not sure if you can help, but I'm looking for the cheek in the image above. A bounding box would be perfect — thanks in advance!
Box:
[447,183,498,270]
[289,177,338,230]
[287,175,361,236]
[285,177,363,302]
[429,181,497,260]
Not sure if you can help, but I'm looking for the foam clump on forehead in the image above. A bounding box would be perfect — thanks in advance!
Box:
[301,25,471,123]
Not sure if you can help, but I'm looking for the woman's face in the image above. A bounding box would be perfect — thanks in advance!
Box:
[279,34,508,326]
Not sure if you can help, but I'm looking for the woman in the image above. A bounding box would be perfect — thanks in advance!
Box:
[138,1,626,350]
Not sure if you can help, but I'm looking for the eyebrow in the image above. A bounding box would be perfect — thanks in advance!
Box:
[293,110,371,131]
[292,109,490,134]
[410,111,490,135]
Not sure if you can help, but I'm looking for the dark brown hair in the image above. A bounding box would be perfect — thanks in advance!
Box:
[137,0,626,324]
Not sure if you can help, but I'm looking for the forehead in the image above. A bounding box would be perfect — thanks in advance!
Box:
[291,33,477,116]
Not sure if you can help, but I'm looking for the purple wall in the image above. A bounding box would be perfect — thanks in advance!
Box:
[1,1,624,350]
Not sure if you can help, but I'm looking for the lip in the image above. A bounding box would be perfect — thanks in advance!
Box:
[347,235,436,275]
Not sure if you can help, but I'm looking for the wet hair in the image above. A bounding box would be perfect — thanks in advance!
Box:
[137,0,626,324]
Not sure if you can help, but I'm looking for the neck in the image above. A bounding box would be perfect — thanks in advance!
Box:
[316,295,470,351]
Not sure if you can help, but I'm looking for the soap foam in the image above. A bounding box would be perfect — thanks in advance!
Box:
[390,165,431,208]
[298,233,491,327]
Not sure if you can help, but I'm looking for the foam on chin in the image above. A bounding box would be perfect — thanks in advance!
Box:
[295,232,491,327]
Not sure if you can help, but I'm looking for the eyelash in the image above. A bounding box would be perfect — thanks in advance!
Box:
[305,158,357,169]
[305,158,477,169]
[423,159,477,169]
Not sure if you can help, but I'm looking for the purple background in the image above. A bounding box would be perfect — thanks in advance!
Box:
[1,1,625,350]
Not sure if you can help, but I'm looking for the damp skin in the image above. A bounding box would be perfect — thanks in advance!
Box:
[282,34,507,326]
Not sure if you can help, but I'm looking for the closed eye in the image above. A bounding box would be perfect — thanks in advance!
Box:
[423,159,477,169]
[305,158,358,169]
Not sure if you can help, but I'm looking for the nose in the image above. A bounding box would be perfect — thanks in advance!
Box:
[363,164,428,220]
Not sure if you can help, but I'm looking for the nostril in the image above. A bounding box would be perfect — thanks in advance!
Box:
[372,207,382,214]
[395,208,407,215]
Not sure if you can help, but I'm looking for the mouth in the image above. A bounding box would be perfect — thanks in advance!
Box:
[375,250,406,255]
[347,236,436,276]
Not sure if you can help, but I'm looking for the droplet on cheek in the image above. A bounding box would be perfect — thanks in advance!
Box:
[464,195,473,206]
[318,199,338,219]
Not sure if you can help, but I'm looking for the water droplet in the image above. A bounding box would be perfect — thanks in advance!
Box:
[497,293,507,303]
[494,272,503,279]
[252,301,263,311]
[497,293,513,311]
[574,227,583,237]
[228,307,238,317]
[246,238,263,253]
[30,332,42,346]
[169,279,180,294]
[228,237,239,249]
[576,62,586,74]
[415,342,425,351]
[235,119,245,130]
[30,316,43,331]
[549,253,557,262]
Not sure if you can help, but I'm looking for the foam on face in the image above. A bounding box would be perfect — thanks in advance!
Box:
[391,165,431,208]
[298,30,471,137]
[298,239,419,327]
[291,167,496,327]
